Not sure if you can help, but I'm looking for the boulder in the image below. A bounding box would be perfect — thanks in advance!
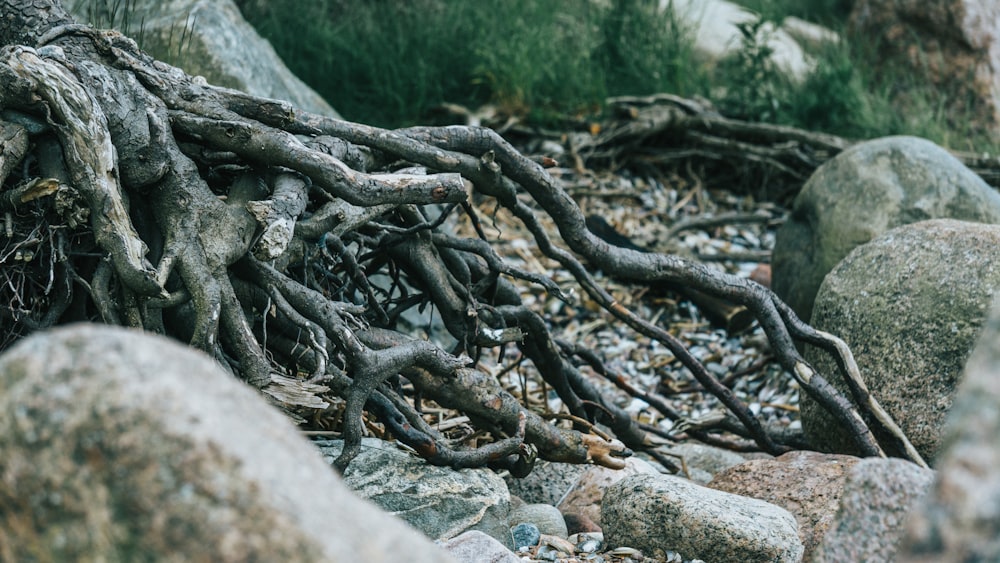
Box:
[603,473,803,563]
[708,450,861,559]
[772,135,1000,323]
[662,0,815,81]
[801,219,1000,462]
[0,325,452,562]
[557,455,660,526]
[316,438,511,547]
[781,16,840,51]
[813,458,935,563]
[62,0,340,117]
[850,0,1000,132]
[898,295,1000,562]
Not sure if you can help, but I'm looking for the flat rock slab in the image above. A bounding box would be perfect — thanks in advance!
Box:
[317,438,511,547]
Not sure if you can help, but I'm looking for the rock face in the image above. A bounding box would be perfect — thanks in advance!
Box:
[801,219,1000,462]
[316,438,511,547]
[898,296,1000,562]
[772,136,1000,323]
[708,451,861,559]
[814,458,935,563]
[62,0,340,117]
[602,473,803,563]
[850,0,1000,132]
[0,325,452,562]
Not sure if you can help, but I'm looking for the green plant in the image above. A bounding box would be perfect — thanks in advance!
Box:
[236,0,703,127]
[778,39,871,136]
[716,18,788,123]
[600,0,703,99]
[80,0,146,45]
[236,0,485,127]
[80,0,196,67]
[235,0,996,152]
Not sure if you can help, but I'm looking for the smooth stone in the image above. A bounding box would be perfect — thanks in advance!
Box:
[603,473,803,562]
[440,531,520,563]
[509,503,569,538]
[510,522,541,552]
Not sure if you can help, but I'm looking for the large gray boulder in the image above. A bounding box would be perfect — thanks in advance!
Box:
[0,325,452,562]
[63,0,340,117]
[898,295,1000,562]
[772,136,1000,323]
[602,473,803,563]
[801,219,1000,462]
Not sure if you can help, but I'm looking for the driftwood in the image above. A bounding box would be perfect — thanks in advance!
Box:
[0,0,928,473]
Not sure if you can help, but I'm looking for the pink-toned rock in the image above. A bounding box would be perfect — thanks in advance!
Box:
[557,456,659,525]
[898,296,1000,562]
[814,458,934,563]
[850,0,1000,132]
[562,512,601,535]
[708,450,861,559]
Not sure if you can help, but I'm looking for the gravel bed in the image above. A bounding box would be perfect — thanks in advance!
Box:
[443,162,801,467]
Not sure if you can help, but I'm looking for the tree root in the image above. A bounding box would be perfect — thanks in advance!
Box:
[0,9,928,473]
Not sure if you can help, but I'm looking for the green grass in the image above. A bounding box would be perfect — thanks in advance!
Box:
[234,0,992,150]
[235,0,705,128]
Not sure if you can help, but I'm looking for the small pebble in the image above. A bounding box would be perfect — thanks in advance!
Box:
[573,533,604,554]
[539,534,575,554]
[511,522,541,551]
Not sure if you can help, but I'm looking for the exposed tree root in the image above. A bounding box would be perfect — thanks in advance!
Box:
[0,2,928,472]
